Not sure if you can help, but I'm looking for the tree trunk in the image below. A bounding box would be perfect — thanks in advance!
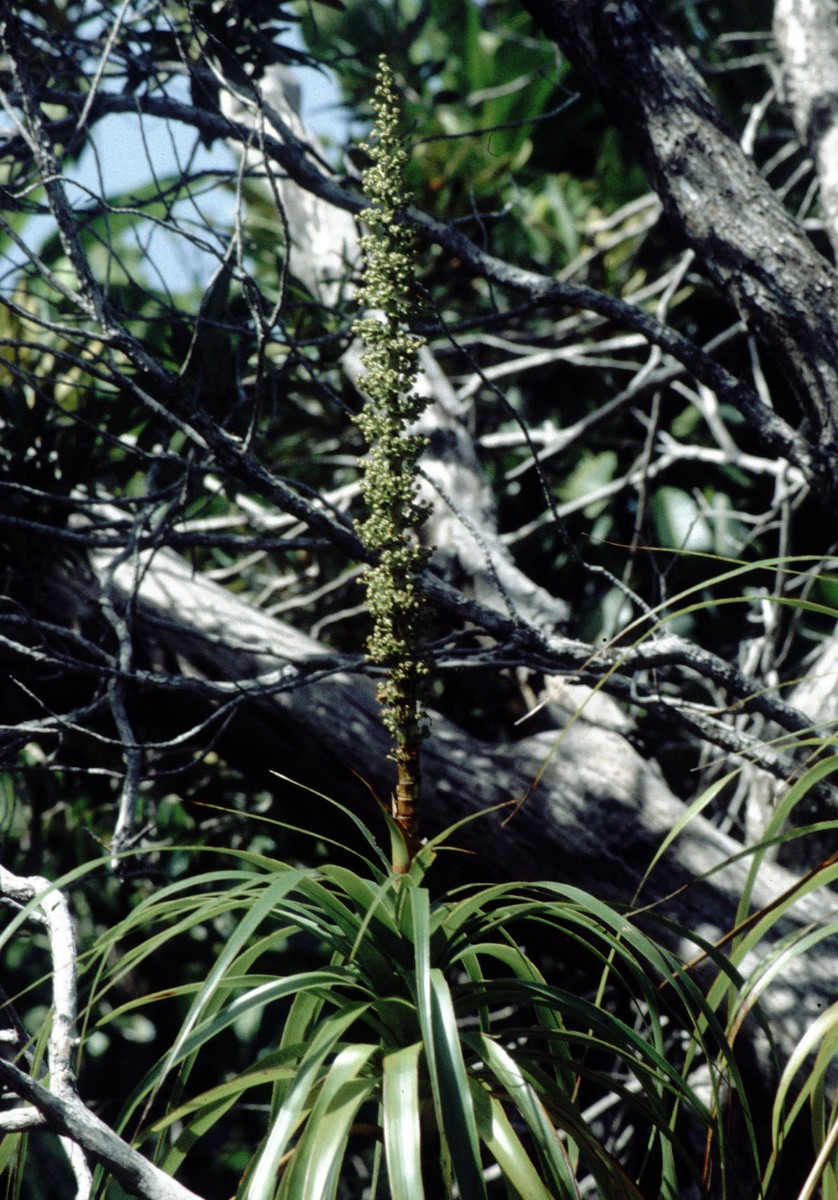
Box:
[520,0,838,472]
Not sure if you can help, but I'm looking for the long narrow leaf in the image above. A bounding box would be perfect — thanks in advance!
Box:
[245,1003,369,1200]
[412,888,434,1074]
[429,968,487,1200]
[476,1034,576,1192]
[173,969,360,1066]
[735,755,838,930]
[281,1043,377,1200]
[382,1043,425,1200]
[163,869,308,1078]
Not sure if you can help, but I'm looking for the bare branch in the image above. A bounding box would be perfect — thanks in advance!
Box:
[0,867,91,1197]
[0,866,203,1200]
[11,78,819,489]
[0,1056,203,1200]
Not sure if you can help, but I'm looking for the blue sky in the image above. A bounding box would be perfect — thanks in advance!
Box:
[17,25,345,295]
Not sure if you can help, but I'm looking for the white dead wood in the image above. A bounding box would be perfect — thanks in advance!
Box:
[0,865,205,1200]
[774,0,838,257]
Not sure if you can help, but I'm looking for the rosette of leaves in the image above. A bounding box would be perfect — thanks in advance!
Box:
[352,56,430,867]
[92,801,751,1200]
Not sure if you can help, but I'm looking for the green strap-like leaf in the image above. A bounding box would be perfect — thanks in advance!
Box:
[164,869,309,1078]
[282,1043,378,1200]
[382,1042,425,1200]
[468,1073,562,1200]
[428,967,488,1200]
[476,1034,579,1195]
[171,968,358,1067]
[245,1004,369,1200]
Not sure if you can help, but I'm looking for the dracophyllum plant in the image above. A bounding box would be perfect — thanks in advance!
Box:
[352,55,430,869]
[79,65,782,1200]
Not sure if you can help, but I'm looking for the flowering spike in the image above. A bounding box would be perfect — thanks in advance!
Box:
[353,57,429,869]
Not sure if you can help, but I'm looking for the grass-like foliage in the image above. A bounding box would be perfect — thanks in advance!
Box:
[86,796,758,1200]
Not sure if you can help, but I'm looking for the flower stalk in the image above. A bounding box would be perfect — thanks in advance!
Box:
[353,56,429,869]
